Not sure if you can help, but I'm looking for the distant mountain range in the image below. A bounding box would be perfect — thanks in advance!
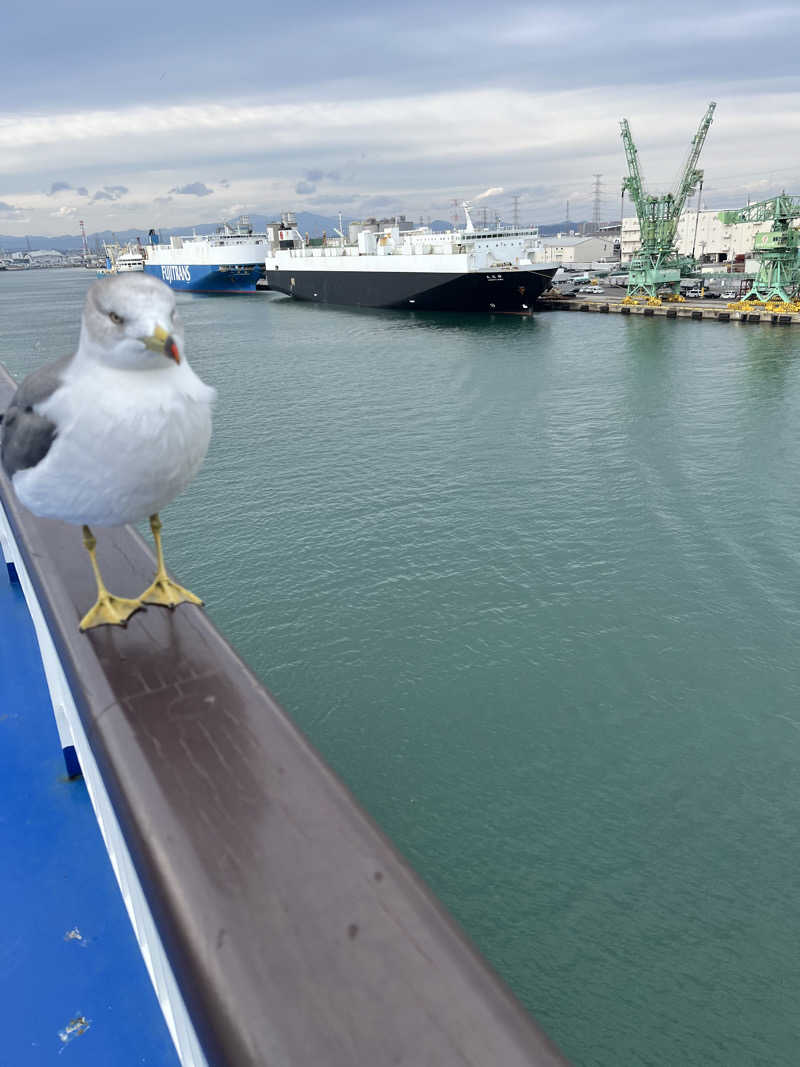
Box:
[538,220,594,235]
[0,214,594,253]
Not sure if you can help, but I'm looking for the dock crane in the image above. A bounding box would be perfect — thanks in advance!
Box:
[79,220,90,266]
[717,194,800,309]
[620,102,716,302]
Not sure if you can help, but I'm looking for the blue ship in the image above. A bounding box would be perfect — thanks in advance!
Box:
[143,216,267,294]
[142,261,264,294]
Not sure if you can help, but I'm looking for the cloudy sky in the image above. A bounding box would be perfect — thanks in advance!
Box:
[3,0,800,236]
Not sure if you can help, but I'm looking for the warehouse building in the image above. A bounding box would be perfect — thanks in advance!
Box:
[540,234,616,265]
[27,249,67,268]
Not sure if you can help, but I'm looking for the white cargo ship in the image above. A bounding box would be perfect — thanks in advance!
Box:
[264,206,557,313]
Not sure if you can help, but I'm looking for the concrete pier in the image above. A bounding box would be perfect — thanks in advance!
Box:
[538,296,798,326]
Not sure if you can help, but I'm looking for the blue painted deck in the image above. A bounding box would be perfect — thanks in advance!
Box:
[0,564,177,1064]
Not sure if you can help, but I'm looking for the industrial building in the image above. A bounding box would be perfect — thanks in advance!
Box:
[541,234,616,265]
[26,249,67,268]
[621,209,779,269]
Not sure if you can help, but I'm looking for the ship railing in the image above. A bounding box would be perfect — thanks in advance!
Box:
[191,238,268,248]
[167,235,268,248]
[285,246,361,259]
[0,361,569,1067]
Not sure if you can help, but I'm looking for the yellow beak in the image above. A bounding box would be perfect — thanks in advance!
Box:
[142,324,180,363]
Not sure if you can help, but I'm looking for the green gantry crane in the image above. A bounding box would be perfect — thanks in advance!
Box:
[717,194,800,307]
[620,101,716,301]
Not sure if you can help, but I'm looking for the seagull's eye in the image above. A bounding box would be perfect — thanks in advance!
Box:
[108,311,124,325]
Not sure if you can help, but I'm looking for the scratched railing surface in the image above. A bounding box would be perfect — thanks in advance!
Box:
[0,363,570,1067]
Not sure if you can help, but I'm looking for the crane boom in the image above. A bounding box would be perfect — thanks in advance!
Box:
[719,193,800,226]
[620,102,716,301]
[671,101,716,226]
[79,220,90,263]
[620,119,646,209]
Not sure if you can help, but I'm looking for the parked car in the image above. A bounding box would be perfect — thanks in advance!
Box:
[578,285,604,295]
[703,289,720,299]
[685,288,702,298]
[721,290,738,299]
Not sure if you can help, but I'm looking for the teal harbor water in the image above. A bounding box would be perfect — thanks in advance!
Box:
[3,268,800,1066]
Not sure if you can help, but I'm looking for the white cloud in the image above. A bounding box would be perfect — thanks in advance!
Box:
[3,84,795,183]
[3,78,800,234]
[0,200,24,219]
[473,187,503,202]
[498,5,797,47]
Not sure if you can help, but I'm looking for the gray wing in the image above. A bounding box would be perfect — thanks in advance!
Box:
[0,354,73,477]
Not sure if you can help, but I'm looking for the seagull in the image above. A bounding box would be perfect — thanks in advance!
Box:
[0,273,215,630]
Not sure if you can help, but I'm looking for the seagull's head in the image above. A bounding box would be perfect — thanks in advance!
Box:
[80,274,185,372]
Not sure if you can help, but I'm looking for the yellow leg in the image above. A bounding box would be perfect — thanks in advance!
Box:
[79,525,143,630]
[138,514,203,610]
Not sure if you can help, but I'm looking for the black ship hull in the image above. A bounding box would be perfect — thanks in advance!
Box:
[264,266,557,313]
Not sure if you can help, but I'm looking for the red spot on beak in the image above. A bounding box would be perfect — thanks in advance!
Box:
[166,337,180,364]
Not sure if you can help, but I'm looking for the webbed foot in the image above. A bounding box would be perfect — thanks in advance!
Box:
[80,592,143,630]
[139,575,203,609]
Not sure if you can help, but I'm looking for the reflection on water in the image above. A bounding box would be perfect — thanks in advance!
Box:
[743,325,797,389]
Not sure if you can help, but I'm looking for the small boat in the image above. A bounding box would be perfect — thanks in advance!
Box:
[99,242,145,276]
